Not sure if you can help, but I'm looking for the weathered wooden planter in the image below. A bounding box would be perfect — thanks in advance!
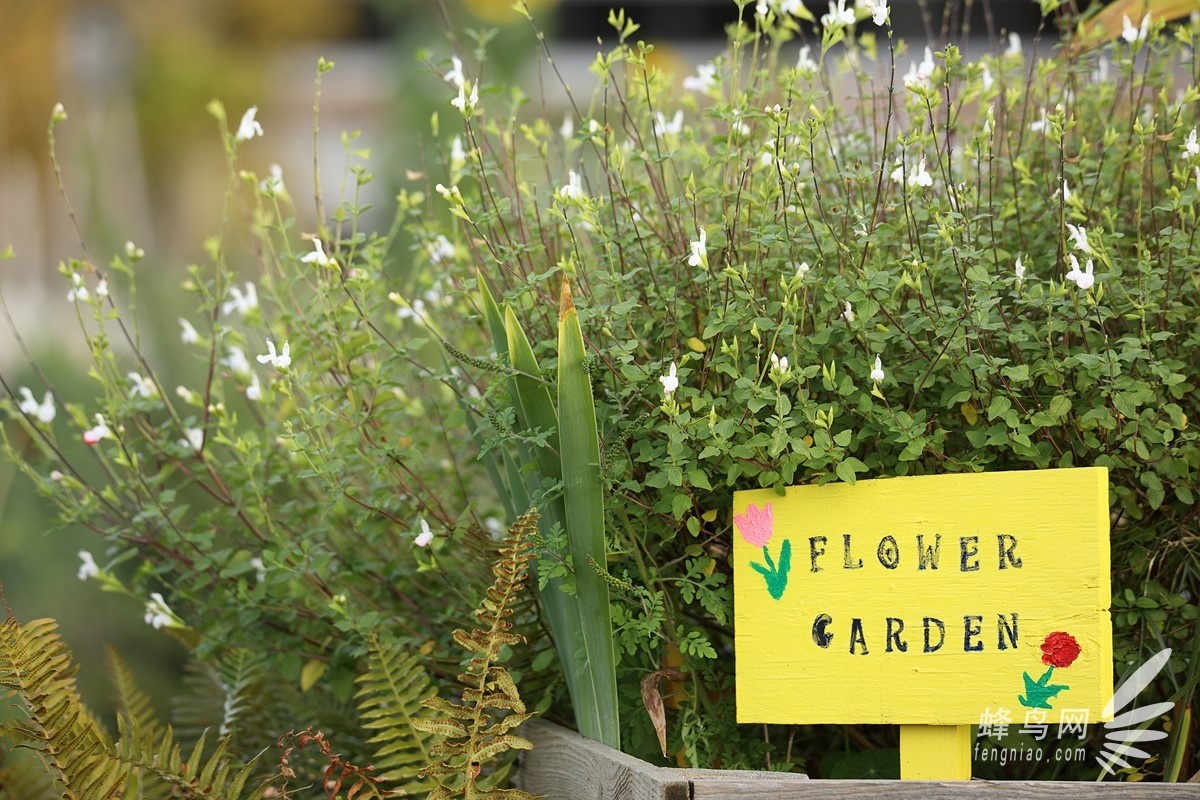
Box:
[516,719,1200,800]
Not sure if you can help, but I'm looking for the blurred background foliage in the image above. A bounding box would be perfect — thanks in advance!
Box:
[0,0,573,719]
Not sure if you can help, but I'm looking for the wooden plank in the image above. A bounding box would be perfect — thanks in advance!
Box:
[516,718,689,800]
[517,720,1200,799]
[899,725,971,779]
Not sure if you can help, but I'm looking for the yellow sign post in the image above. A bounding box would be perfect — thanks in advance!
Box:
[733,467,1112,780]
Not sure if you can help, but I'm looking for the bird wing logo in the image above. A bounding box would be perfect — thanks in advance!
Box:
[1096,647,1174,777]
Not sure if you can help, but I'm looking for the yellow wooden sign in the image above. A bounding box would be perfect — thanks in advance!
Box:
[734,468,1113,726]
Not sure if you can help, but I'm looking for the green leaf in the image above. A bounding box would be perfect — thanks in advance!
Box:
[557,276,620,750]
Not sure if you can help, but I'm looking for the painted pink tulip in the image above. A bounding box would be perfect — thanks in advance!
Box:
[734,502,774,547]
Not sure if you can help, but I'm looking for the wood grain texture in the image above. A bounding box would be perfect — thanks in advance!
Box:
[516,720,1200,799]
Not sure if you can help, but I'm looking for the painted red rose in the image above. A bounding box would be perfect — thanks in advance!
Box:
[1040,631,1081,668]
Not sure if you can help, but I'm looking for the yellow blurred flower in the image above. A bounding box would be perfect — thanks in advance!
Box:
[464,0,558,24]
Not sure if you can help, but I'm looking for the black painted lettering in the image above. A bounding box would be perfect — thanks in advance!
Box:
[810,536,827,573]
[849,617,869,655]
[886,617,907,652]
[998,534,1022,569]
[917,534,941,570]
[998,613,1018,650]
[923,617,945,652]
[963,615,984,652]
[877,535,900,569]
[960,536,979,572]
[812,614,833,648]
[842,534,863,569]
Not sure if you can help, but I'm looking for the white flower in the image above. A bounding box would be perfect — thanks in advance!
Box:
[179,317,199,344]
[820,0,855,28]
[908,157,933,188]
[485,517,503,537]
[1030,107,1048,133]
[144,592,176,629]
[889,159,905,184]
[450,81,478,114]
[95,278,108,299]
[415,518,434,548]
[796,261,810,278]
[395,296,427,322]
[654,110,684,137]
[260,163,285,194]
[427,235,455,265]
[1066,254,1096,290]
[221,282,258,316]
[980,62,994,92]
[560,113,574,140]
[870,356,885,382]
[559,169,584,200]
[235,106,263,142]
[300,238,335,269]
[257,339,291,370]
[687,228,707,268]
[449,136,466,172]
[1015,255,1026,285]
[985,106,1000,140]
[1065,223,1091,254]
[38,392,56,423]
[435,183,462,204]
[842,300,855,323]
[779,0,805,15]
[246,373,263,402]
[1184,128,1199,159]
[125,240,144,260]
[1061,178,1072,203]
[770,352,790,378]
[83,414,111,445]
[181,427,204,451]
[796,45,817,75]
[248,557,267,583]
[49,470,64,481]
[176,385,196,403]
[1075,262,1095,290]
[18,387,56,423]
[660,362,679,396]
[66,272,88,303]
[77,550,99,581]
[444,55,465,89]
[1121,13,1149,44]
[1006,32,1022,57]
[127,372,158,399]
[682,62,718,93]
[1070,253,1099,291]
[223,346,251,376]
[867,0,888,26]
[904,47,935,89]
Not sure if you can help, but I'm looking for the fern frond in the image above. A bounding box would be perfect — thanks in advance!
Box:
[353,634,443,792]
[113,725,264,799]
[0,617,126,799]
[107,646,161,739]
[416,511,540,800]
[0,746,60,800]
[171,647,266,758]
